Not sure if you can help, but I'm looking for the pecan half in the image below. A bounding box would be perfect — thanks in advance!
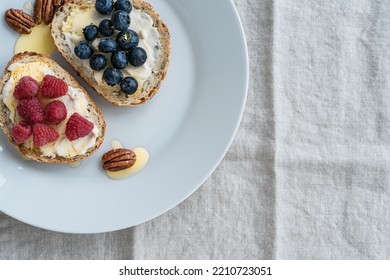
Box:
[34,0,43,24]
[54,0,62,6]
[5,9,35,34]
[102,148,137,172]
[43,0,55,24]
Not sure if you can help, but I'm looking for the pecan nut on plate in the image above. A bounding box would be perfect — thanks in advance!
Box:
[5,9,35,34]
[102,148,137,172]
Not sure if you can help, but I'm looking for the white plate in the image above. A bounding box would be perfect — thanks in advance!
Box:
[0,0,248,233]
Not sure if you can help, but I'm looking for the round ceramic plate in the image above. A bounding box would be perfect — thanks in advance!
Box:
[0,0,248,233]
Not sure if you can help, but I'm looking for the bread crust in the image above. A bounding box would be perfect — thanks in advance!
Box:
[0,52,106,163]
[51,0,170,106]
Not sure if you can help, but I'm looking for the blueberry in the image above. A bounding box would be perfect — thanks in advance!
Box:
[89,54,107,71]
[103,68,123,86]
[95,0,113,14]
[116,29,139,51]
[111,10,130,31]
[128,47,147,66]
[114,0,132,13]
[74,41,93,59]
[120,77,138,95]
[83,24,99,41]
[111,51,128,69]
[98,19,115,37]
[98,38,118,53]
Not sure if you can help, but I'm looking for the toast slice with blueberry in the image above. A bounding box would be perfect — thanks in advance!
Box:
[0,52,106,163]
[50,0,170,106]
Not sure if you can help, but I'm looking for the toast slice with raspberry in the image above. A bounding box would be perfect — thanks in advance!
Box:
[50,0,170,106]
[0,52,106,163]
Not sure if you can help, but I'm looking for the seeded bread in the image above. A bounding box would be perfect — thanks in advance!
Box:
[0,52,106,163]
[50,0,170,106]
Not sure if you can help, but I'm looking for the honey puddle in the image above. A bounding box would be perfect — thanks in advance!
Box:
[106,140,149,180]
[110,139,123,149]
[23,1,34,12]
[14,24,56,56]
[68,161,82,168]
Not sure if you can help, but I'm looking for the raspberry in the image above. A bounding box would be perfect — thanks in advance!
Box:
[16,97,44,124]
[41,75,68,98]
[32,123,59,147]
[45,100,67,125]
[65,113,94,141]
[13,76,39,100]
[11,121,32,144]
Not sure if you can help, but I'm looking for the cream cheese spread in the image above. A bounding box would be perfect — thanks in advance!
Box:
[60,3,160,90]
[0,62,100,158]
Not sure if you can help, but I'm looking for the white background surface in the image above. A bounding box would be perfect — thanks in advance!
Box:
[1,0,390,259]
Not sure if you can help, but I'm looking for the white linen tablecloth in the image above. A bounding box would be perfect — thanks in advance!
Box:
[1,0,390,259]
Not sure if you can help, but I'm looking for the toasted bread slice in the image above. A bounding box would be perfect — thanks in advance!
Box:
[51,0,170,106]
[0,52,106,163]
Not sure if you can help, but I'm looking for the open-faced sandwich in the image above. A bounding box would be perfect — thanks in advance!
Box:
[0,52,106,163]
[51,0,170,106]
